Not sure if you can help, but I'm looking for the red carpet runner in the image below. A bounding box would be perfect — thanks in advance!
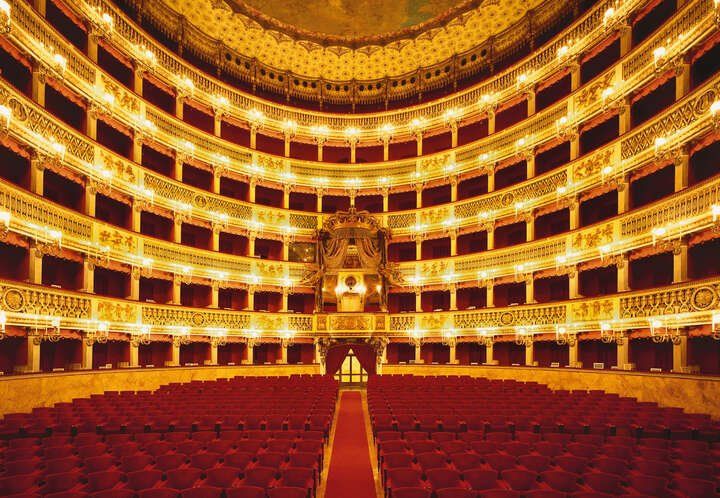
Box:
[324,391,377,498]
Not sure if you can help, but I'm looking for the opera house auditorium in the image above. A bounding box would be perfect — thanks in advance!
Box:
[1,0,720,496]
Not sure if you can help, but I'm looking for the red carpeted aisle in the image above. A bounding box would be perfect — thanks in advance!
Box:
[324,391,377,498]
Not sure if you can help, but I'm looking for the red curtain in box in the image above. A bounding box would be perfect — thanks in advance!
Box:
[688,336,720,374]
[180,343,209,365]
[493,342,526,366]
[92,340,129,369]
[0,337,26,374]
[421,343,450,364]
[217,343,246,365]
[324,343,377,376]
[456,342,486,365]
[138,343,170,367]
[629,338,672,372]
[533,341,570,367]
[39,339,82,372]
[579,340,617,369]
[300,344,315,364]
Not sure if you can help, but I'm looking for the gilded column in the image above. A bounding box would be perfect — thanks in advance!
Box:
[31,62,47,107]
[617,176,630,214]
[674,147,689,192]
[129,267,140,301]
[167,337,181,367]
[675,58,691,100]
[28,243,43,285]
[486,281,494,307]
[84,179,97,217]
[81,335,93,370]
[525,274,535,304]
[568,265,581,299]
[616,332,630,370]
[129,337,139,367]
[86,104,98,141]
[449,283,457,311]
[82,257,95,293]
[672,329,689,373]
[210,280,219,309]
[525,340,535,366]
[30,152,45,196]
[617,254,630,292]
[172,274,182,305]
[619,25,632,57]
[450,175,458,203]
[673,237,688,283]
[568,339,581,368]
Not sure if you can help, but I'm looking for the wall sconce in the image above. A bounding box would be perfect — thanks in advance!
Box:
[477,329,494,347]
[0,0,11,34]
[247,109,266,131]
[711,101,720,129]
[213,95,230,116]
[49,138,66,163]
[0,210,10,236]
[378,123,394,143]
[556,325,576,346]
[653,46,667,72]
[600,321,623,344]
[515,327,533,346]
[0,310,6,339]
[51,51,67,77]
[176,75,194,98]
[713,311,720,340]
[134,44,157,71]
[0,104,11,132]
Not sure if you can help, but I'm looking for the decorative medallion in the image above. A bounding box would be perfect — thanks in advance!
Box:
[191,312,207,327]
[3,289,25,312]
[691,287,717,311]
[500,311,514,326]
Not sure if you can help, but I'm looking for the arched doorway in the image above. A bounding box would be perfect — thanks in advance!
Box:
[333,348,369,386]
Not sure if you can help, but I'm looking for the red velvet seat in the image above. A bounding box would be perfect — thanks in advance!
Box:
[268,487,307,498]
[463,469,500,491]
[205,467,242,488]
[139,488,181,498]
[256,451,287,469]
[539,470,580,493]
[555,455,588,474]
[416,452,449,472]
[425,468,465,491]
[125,469,164,491]
[386,468,423,495]
[155,453,188,472]
[165,468,203,490]
[85,471,125,493]
[436,488,474,498]
[179,487,223,498]
[450,452,483,471]
[502,469,539,491]
[626,474,672,497]
[120,454,154,473]
[583,471,623,494]
[391,487,431,498]
[518,454,552,473]
[242,466,278,489]
[484,453,517,472]
[224,486,266,498]
[279,467,314,495]
[91,489,137,498]
[671,477,719,498]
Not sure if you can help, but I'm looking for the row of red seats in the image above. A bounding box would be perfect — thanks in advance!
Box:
[0,375,337,498]
[369,375,719,497]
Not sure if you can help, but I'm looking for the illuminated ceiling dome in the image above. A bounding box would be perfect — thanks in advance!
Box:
[124,0,579,106]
